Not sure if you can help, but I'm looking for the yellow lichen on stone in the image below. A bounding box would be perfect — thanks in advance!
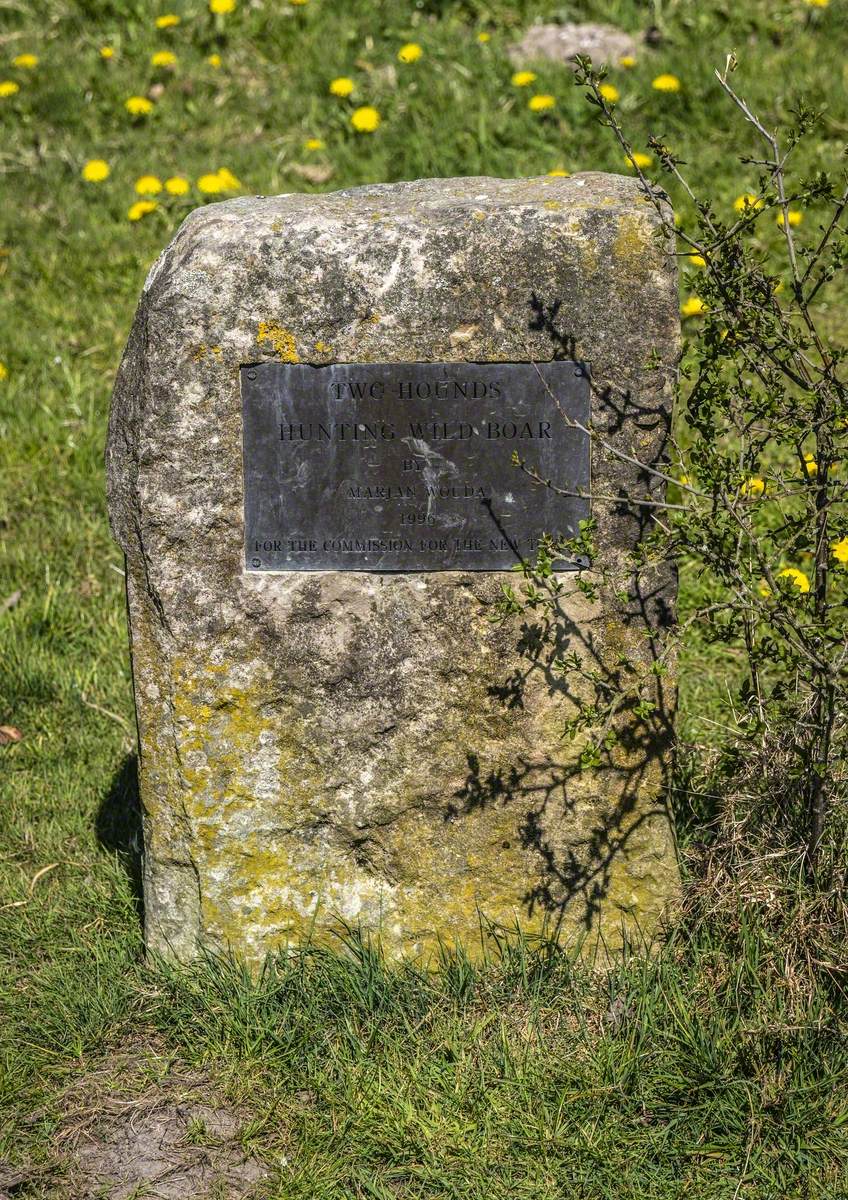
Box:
[600,802,679,947]
[256,321,299,362]
[613,213,656,280]
[563,220,600,278]
[314,340,333,353]
[168,658,291,948]
[165,652,397,957]
[191,345,206,361]
[132,601,677,966]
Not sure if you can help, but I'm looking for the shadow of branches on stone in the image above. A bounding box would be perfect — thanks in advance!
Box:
[529,292,673,544]
[442,295,677,937]
[447,706,673,936]
[96,752,145,925]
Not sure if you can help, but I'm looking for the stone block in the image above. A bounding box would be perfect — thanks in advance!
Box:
[107,174,680,963]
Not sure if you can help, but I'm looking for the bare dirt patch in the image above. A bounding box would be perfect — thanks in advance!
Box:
[46,1046,273,1199]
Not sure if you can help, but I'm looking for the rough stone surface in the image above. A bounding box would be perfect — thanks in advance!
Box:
[107,174,681,964]
[509,22,640,69]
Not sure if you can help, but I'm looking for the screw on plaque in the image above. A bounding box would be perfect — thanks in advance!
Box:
[574,366,585,378]
[246,369,258,380]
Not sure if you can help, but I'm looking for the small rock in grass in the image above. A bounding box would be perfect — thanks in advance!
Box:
[508,22,641,69]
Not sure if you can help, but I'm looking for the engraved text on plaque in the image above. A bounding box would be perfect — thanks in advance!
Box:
[241,361,590,571]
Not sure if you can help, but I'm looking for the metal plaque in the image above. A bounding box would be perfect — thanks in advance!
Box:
[241,361,590,572]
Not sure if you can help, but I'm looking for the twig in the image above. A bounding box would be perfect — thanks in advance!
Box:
[516,460,690,510]
[525,358,708,498]
[79,693,132,733]
[0,589,21,615]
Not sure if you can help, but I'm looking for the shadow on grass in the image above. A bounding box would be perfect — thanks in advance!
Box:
[97,753,144,926]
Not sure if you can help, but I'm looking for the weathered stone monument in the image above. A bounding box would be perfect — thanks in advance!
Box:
[107,174,680,963]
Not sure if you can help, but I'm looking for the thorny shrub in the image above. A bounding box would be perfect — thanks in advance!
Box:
[500,57,848,938]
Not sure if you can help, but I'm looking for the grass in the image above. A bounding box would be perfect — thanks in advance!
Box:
[1,0,847,1195]
[3,923,847,1196]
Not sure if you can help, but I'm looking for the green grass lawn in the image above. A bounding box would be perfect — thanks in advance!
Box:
[1,0,847,1195]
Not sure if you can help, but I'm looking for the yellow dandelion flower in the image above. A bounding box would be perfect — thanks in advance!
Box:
[831,536,848,564]
[398,42,423,63]
[733,193,763,212]
[304,137,325,151]
[652,73,681,92]
[511,70,537,86]
[547,168,569,177]
[626,151,653,169]
[100,46,114,59]
[677,474,690,486]
[759,583,771,598]
[803,453,818,476]
[82,158,110,182]
[151,50,177,67]
[805,0,829,6]
[741,476,765,497]
[0,81,20,97]
[197,168,239,193]
[477,32,491,43]
[135,174,163,195]
[215,167,241,189]
[125,95,154,116]
[688,253,706,267]
[599,83,620,103]
[290,0,309,5]
[0,362,7,381]
[197,172,224,194]
[777,209,803,227]
[351,105,380,132]
[13,54,38,69]
[777,567,810,593]
[681,296,706,317]
[528,93,555,112]
[155,14,180,28]
[207,53,222,67]
[619,55,636,68]
[329,76,354,97]
[210,0,236,12]
[128,199,158,221]
[165,175,190,194]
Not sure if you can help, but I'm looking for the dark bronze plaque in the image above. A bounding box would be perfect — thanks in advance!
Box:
[241,361,590,572]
